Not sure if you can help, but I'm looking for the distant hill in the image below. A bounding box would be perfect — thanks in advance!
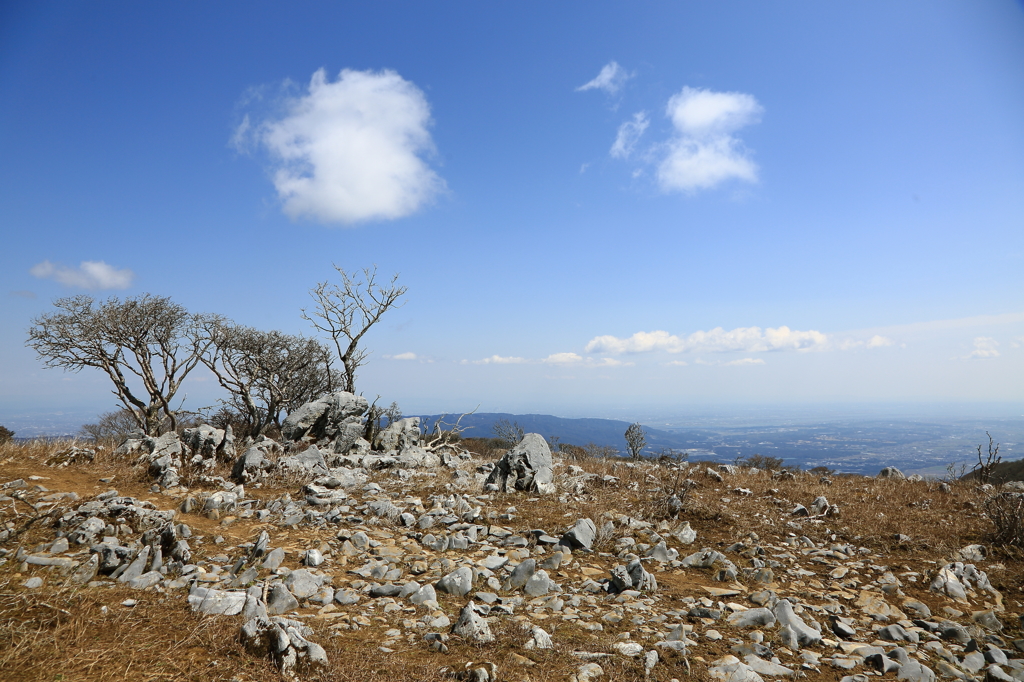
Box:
[411,412,711,456]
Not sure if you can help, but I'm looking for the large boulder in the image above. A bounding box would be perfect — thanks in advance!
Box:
[485,433,554,494]
[281,391,368,442]
[183,424,235,463]
[278,446,329,478]
[878,466,906,480]
[374,417,421,452]
[231,444,276,483]
[128,432,183,487]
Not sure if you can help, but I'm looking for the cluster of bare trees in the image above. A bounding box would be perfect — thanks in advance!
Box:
[27,265,406,438]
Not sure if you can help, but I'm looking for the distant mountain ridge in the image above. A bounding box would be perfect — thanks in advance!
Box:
[411,412,707,455]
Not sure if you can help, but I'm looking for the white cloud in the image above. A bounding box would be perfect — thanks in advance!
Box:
[723,357,765,366]
[586,326,828,355]
[1010,336,1024,349]
[656,86,763,193]
[386,352,418,360]
[30,260,135,290]
[666,360,688,366]
[237,68,443,224]
[469,355,527,365]
[866,335,894,348]
[610,112,649,159]
[967,337,1000,359]
[466,353,630,367]
[576,61,632,95]
[543,352,584,365]
[837,334,896,350]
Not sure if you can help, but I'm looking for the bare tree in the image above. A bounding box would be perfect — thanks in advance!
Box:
[492,418,524,449]
[972,431,1002,484]
[79,408,141,442]
[201,318,336,436]
[624,422,647,461]
[302,265,408,394]
[27,295,210,435]
[383,401,403,428]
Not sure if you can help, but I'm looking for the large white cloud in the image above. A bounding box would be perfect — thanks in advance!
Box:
[585,326,829,355]
[30,260,135,290]
[577,61,632,95]
[656,86,762,193]
[238,68,444,224]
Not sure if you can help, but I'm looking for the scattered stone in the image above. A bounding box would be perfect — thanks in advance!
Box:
[437,566,475,597]
[452,601,494,643]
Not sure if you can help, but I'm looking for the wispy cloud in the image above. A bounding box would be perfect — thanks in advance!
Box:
[385,352,418,360]
[586,326,828,355]
[467,355,528,365]
[235,68,444,225]
[30,260,135,290]
[610,112,649,159]
[967,337,1000,359]
[10,290,36,299]
[724,357,765,366]
[656,86,762,193]
[576,61,633,95]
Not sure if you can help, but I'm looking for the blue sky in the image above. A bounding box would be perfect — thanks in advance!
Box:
[1,1,1022,429]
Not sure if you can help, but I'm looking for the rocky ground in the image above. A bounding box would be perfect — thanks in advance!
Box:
[1,393,1022,682]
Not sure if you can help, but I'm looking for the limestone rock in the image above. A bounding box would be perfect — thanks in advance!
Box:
[452,601,494,643]
[437,566,474,597]
[374,417,421,452]
[561,518,597,550]
[484,434,554,494]
[281,391,368,442]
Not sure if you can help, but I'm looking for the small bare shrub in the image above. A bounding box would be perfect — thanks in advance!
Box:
[986,491,1024,548]
[492,418,524,449]
[972,432,1002,484]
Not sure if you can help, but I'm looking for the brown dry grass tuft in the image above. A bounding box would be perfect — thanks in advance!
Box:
[0,581,280,682]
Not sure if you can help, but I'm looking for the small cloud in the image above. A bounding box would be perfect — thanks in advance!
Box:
[590,357,628,367]
[576,61,633,95]
[1010,336,1024,349]
[30,260,135,290]
[866,335,894,348]
[386,352,418,361]
[10,290,36,299]
[236,68,444,225]
[656,86,763,193]
[666,360,688,366]
[723,357,765,366]
[967,337,1000,359]
[542,352,584,365]
[837,334,896,350]
[610,111,649,159]
[470,355,527,365]
[579,163,589,174]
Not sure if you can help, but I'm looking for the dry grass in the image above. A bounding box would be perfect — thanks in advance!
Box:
[1,439,1022,682]
[0,581,281,682]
